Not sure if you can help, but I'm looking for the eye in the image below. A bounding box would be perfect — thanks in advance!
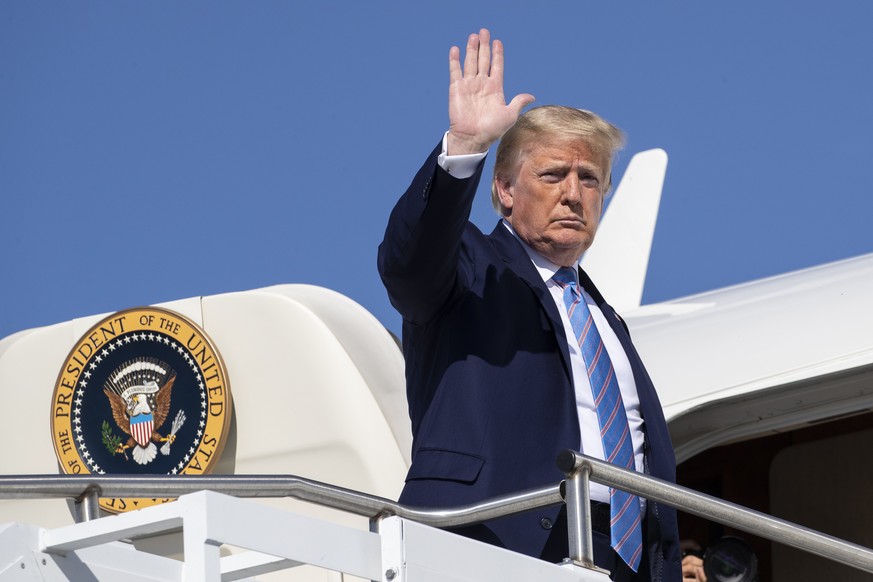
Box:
[538,169,564,183]
[579,172,599,187]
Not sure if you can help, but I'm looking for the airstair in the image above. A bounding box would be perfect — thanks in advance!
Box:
[2,452,872,582]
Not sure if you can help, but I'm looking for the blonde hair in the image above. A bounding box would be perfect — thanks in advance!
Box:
[490,106,625,216]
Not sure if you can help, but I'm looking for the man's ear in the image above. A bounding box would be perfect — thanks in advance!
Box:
[495,175,514,212]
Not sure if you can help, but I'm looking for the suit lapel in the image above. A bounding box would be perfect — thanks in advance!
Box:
[488,222,574,382]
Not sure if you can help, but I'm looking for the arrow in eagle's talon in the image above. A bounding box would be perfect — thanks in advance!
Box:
[160,409,187,456]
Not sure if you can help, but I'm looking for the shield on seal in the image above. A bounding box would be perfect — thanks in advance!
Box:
[129,413,155,448]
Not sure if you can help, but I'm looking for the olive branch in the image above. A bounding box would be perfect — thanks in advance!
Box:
[101,421,127,459]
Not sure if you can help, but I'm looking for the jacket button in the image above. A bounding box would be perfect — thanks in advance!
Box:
[540,517,553,530]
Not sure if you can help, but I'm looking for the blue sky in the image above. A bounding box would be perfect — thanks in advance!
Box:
[3,2,872,340]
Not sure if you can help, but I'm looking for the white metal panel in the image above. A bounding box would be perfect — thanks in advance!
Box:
[3,493,611,582]
[0,522,184,582]
[628,253,873,413]
[199,286,407,497]
[624,253,873,457]
[258,285,410,465]
[380,516,611,582]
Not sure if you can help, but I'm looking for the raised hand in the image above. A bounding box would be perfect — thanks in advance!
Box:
[446,28,535,155]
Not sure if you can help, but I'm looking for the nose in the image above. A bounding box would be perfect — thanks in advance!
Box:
[561,175,582,205]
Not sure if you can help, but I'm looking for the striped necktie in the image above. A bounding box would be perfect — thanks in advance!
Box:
[553,266,643,572]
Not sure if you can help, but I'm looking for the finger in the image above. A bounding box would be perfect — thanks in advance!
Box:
[490,39,505,82]
[507,93,536,116]
[449,46,462,83]
[478,28,491,76]
[463,32,479,77]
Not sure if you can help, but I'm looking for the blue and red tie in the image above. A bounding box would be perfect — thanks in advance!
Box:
[553,267,643,572]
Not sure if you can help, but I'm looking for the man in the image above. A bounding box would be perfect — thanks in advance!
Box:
[378,29,681,581]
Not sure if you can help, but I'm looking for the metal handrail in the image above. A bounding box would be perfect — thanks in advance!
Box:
[0,474,562,529]
[3,449,873,575]
[557,449,873,574]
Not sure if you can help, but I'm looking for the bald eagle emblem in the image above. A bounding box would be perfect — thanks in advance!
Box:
[102,358,187,465]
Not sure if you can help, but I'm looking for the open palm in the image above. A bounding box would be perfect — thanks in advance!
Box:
[447,29,535,155]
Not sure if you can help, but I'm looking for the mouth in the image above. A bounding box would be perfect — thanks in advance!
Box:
[553,217,584,227]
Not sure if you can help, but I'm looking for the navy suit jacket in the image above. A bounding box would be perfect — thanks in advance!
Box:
[378,142,680,581]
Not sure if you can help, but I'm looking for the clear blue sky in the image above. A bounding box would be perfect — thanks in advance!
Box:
[3,1,872,340]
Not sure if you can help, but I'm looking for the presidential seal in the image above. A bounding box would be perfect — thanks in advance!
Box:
[51,307,232,513]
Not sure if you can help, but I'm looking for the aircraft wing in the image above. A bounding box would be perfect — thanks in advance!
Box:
[623,253,873,462]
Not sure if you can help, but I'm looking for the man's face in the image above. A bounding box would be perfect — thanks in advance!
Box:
[496,138,608,267]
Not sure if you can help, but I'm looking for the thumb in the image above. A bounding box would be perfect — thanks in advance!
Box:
[507,93,536,116]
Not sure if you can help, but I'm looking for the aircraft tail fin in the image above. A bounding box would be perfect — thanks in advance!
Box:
[580,148,668,312]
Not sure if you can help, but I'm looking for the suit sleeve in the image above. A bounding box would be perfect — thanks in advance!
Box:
[377,141,485,325]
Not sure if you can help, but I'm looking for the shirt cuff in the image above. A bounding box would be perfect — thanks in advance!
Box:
[437,131,487,179]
